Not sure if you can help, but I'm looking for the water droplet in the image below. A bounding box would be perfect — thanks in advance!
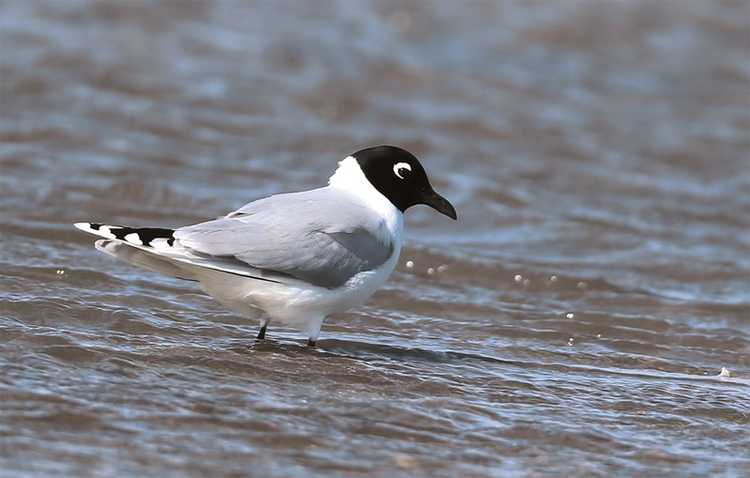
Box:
[405,261,414,269]
[596,333,602,338]
[550,275,558,282]
[437,265,448,273]
[566,313,575,319]
[576,281,587,289]
[514,274,522,282]
[427,268,435,275]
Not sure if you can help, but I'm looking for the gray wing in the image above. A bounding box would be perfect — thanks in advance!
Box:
[173,187,394,289]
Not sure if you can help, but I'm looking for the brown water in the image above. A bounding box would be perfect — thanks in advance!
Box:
[1,1,749,477]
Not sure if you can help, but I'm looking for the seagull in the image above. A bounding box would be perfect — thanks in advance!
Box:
[74,145,457,346]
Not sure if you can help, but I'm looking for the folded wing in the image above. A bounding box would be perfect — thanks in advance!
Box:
[174,188,394,289]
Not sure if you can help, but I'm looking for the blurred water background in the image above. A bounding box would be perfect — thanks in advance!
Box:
[1,1,748,477]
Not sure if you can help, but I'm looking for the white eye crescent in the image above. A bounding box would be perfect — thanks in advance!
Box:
[393,162,412,179]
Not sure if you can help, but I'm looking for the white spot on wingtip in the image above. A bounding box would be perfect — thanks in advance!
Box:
[151,237,173,250]
[124,233,143,245]
[99,226,116,238]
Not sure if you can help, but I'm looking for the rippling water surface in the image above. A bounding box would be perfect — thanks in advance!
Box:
[1,1,749,477]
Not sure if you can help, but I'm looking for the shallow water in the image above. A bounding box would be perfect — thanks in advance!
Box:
[1,1,749,477]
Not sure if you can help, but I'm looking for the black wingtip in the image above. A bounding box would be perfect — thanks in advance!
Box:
[74,222,176,247]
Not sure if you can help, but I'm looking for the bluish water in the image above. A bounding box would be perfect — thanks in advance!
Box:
[1,1,748,477]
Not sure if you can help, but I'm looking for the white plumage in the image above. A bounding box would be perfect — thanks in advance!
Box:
[75,146,456,346]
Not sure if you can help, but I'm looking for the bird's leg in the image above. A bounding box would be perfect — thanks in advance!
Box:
[307,338,316,347]
[257,323,267,340]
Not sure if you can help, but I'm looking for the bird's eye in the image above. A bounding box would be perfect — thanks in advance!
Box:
[393,162,412,180]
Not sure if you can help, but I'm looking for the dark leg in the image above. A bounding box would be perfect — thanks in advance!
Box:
[307,338,316,347]
[257,323,267,340]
